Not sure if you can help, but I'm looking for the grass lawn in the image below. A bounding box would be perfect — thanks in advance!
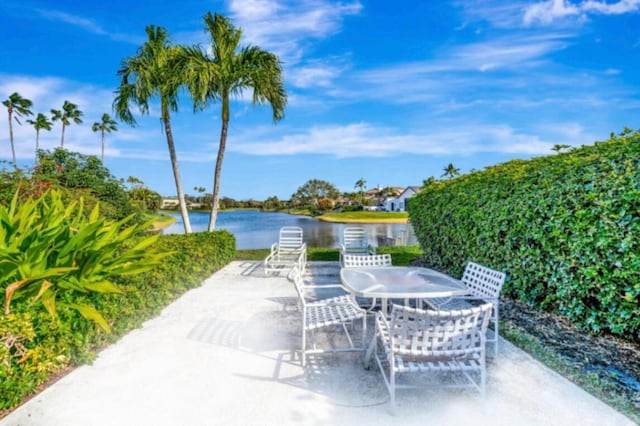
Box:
[318,211,409,224]
[147,213,177,232]
[235,245,423,265]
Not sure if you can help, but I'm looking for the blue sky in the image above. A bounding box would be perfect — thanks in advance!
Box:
[2,0,639,200]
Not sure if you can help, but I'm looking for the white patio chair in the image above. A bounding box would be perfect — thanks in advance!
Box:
[290,266,367,366]
[374,303,493,411]
[339,226,376,266]
[423,262,506,356]
[342,253,392,268]
[264,226,307,276]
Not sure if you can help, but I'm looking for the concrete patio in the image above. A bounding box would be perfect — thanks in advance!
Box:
[1,261,633,426]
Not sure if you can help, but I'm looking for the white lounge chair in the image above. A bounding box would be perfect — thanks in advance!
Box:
[290,266,366,366]
[374,303,493,411]
[423,262,506,356]
[264,226,307,277]
[339,226,376,266]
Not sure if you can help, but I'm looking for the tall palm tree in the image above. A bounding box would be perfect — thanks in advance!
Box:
[91,113,118,161]
[354,178,367,206]
[26,112,53,160]
[441,163,460,179]
[51,100,83,148]
[185,12,287,231]
[3,92,33,164]
[113,25,192,233]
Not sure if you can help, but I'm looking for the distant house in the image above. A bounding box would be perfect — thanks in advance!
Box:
[384,186,421,212]
[160,198,180,209]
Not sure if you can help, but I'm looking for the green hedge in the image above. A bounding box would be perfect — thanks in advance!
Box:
[0,230,235,410]
[409,130,640,340]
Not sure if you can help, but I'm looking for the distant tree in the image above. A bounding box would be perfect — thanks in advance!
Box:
[114,25,192,233]
[127,176,144,188]
[293,179,339,207]
[26,112,53,160]
[354,178,367,206]
[51,100,83,148]
[91,113,118,161]
[263,195,281,210]
[129,186,162,212]
[3,92,33,164]
[441,163,460,179]
[193,186,206,203]
[551,144,571,153]
[184,12,287,231]
[422,177,437,188]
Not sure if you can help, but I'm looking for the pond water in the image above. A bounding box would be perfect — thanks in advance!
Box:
[162,210,417,250]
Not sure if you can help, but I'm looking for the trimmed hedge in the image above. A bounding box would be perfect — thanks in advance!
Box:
[409,130,640,340]
[0,230,235,410]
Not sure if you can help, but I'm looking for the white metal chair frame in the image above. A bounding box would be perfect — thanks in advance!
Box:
[423,262,506,356]
[374,303,493,411]
[342,253,392,268]
[290,266,367,366]
[264,226,307,276]
[339,226,376,265]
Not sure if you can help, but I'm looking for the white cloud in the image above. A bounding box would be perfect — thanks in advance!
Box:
[524,0,640,25]
[228,122,586,158]
[35,8,142,44]
[227,0,362,63]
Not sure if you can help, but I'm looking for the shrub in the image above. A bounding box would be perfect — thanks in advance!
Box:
[0,189,166,332]
[0,230,235,410]
[409,129,640,340]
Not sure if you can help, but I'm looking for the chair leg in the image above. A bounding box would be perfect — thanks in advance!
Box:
[493,305,499,357]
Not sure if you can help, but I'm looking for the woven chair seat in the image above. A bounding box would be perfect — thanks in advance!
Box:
[305,295,365,331]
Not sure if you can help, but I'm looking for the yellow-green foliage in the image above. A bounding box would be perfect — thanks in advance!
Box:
[409,129,640,340]
[0,189,167,332]
[0,225,236,410]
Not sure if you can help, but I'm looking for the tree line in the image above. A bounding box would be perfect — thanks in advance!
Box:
[3,93,117,162]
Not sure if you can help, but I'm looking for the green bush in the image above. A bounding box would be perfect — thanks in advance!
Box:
[0,230,235,410]
[409,129,640,340]
[0,189,166,332]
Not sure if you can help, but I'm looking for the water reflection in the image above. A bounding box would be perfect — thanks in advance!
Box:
[162,210,416,250]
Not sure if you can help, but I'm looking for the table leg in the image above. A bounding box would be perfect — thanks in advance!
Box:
[363,331,376,369]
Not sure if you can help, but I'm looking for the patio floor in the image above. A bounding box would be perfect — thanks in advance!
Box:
[1,261,633,426]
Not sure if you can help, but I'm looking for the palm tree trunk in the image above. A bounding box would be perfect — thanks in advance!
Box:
[163,111,192,234]
[35,130,40,161]
[61,124,66,148]
[7,110,16,164]
[208,97,230,232]
[101,131,105,162]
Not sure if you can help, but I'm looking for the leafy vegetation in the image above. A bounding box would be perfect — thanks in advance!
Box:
[0,189,166,332]
[409,129,640,340]
[0,230,236,411]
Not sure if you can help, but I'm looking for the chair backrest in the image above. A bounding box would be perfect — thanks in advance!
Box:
[342,226,369,250]
[388,303,492,358]
[278,226,304,249]
[461,262,506,299]
[343,254,392,268]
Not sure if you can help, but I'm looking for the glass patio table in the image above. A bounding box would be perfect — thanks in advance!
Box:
[340,266,471,368]
[340,266,469,314]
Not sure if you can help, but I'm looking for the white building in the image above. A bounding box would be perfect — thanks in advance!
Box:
[384,186,421,212]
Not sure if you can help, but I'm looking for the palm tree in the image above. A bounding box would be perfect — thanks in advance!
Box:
[51,100,83,147]
[91,113,118,161]
[185,12,287,231]
[26,113,53,160]
[354,178,367,206]
[3,92,33,164]
[113,25,192,233]
[441,163,460,179]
